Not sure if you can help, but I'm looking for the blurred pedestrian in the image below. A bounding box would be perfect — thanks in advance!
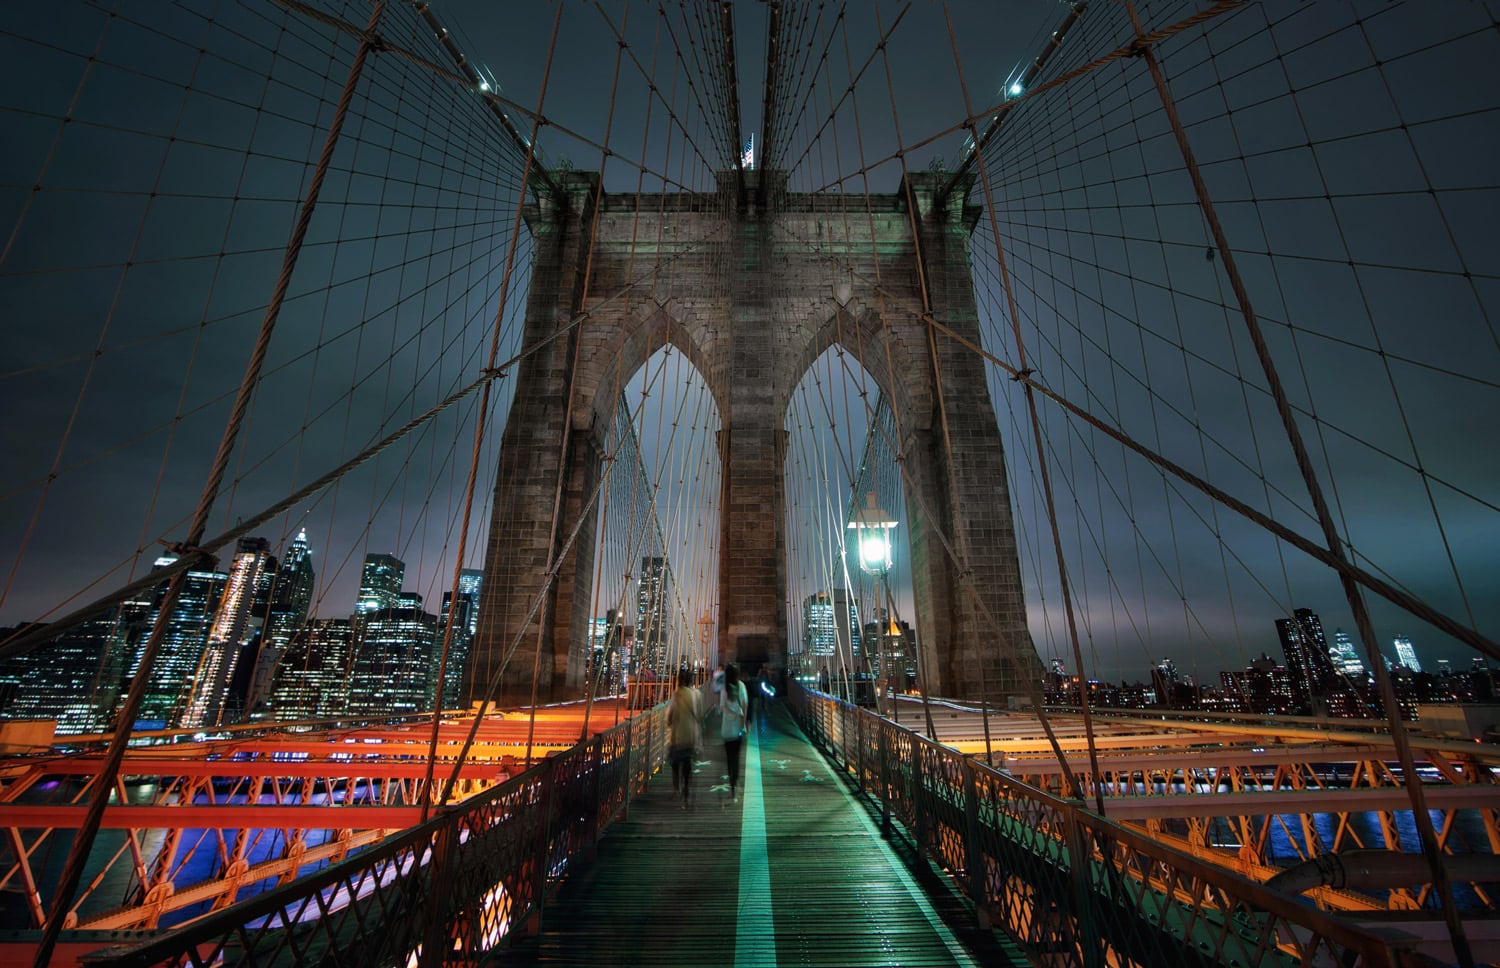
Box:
[719,664,749,802]
[667,668,701,809]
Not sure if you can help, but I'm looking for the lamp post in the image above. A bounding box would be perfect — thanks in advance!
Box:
[847,491,898,719]
[697,610,714,682]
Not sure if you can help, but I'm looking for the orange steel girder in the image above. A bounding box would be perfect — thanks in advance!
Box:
[934,708,1500,915]
[0,703,627,932]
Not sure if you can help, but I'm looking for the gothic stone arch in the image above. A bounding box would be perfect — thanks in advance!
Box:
[467,169,1042,709]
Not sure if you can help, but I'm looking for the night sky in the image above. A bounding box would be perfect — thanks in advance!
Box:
[1,0,1496,685]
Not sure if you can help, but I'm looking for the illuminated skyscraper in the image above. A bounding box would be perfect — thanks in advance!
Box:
[0,612,123,734]
[587,615,616,692]
[242,529,318,719]
[1221,653,1294,715]
[802,593,837,663]
[355,553,405,620]
[800,589,862,673]
[1393,636,1421,672]
[182,537,273,729]
[121,556,227,728]
[265,528,316,649]
[350,604,437,717]
[1275,608,1344,714]
[860,610,915,686]
[270,618,355,720]
[437,569,482,710]
[635,556,672,677]
[1329,628,1367,678]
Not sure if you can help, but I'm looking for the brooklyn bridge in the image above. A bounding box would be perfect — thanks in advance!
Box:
[0,1,1496,965]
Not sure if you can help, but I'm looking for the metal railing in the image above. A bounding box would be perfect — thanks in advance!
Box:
[80,705,669,967]
[790,684,1431,968]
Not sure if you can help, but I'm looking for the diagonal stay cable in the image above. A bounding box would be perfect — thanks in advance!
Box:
[0,222,729,660]
[922,313,1500,665]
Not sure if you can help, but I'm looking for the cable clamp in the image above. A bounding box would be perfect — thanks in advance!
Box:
[1012,368,1035,382]
[160,539,214,561]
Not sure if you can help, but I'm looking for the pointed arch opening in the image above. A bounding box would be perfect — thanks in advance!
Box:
[783,345,914,704]
[579,343,723,698]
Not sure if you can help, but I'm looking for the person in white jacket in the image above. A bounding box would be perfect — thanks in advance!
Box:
[719,664,749,802]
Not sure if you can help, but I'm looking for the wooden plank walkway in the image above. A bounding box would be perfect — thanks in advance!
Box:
[492,701,1025,967]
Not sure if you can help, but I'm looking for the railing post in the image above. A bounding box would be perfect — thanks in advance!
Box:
[1065,810,1104,968]
[588,735,602,857]
[643,709,655,787]
[524,754,559,938]
[878,717,891,840]
[621,718,633,822]
[855,703,865,794]
[418,817,456,968]
[911,736,926,850]
[962,757,990,929]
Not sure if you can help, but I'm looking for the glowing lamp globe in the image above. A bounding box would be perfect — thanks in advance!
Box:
[847,492,897,577]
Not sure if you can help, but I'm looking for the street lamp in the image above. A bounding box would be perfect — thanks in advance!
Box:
[847,492,898,717]
[697,610,714,681]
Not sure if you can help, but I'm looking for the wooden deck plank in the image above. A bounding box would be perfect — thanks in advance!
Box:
[491,704,1024,967]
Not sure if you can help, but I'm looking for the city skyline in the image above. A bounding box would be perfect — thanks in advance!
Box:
[0,1,1494,692]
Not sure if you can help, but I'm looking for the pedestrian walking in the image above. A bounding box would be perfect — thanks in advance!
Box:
[720,665,749,802]
[667,668,701,809]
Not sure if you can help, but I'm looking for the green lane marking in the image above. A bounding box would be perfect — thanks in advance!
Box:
[736,717,776,968]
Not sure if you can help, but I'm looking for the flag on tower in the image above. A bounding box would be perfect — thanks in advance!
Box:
[741,133,754,169]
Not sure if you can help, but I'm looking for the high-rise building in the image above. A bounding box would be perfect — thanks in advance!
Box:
[0,612,124,734]
[587,614,617,693]
[355,553,405,621]
[802,592,837,664]
[457,569,483,626]
[1328,628,1367,678]
[861,610,915,686]
[240,529,318,719]
[270,618,354,720]
[182,537,274,730]
[1393,636,1421,672]
[1151,656,1193,709]
[1234,653,1295,714]
[799,589,861,677]
[1276,608,1350,714]
[264,528,315,649]
[349,604,438,718]
[120,556,228,728]
[437,569,482,710]
[833,588,862,665]
[635,556,672,677]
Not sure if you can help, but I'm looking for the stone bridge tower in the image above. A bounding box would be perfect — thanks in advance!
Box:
[466,169,1042,709]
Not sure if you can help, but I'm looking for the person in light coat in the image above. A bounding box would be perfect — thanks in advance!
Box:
[667,667,701,808]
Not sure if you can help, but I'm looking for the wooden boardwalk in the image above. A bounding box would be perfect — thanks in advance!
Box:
[493,702,1024,967]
